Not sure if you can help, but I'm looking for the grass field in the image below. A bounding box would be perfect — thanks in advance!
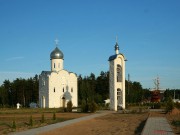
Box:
[0,108,91,135]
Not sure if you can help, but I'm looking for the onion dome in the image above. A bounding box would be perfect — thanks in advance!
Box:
[50,47,64,60]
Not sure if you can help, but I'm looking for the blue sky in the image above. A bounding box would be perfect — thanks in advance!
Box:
[0,0,180,89]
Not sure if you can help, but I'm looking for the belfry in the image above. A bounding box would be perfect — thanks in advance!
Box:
[108,38,126,111]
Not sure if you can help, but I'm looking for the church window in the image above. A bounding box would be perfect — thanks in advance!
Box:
[63,88,64,92]
[54,88,55,92]
[54,63,55,68]
[117,64,122,82]
[71,88,73,92]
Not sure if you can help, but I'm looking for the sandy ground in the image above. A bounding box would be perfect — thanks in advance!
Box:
[1,109,179,135]
[40,109,180,135]
[39,113,148,135]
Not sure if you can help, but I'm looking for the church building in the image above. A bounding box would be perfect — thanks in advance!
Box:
[109,39,126,111]
[39,40,78,108]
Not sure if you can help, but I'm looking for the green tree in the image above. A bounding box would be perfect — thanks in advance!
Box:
[67,100,73,112]
[165,97,174,113]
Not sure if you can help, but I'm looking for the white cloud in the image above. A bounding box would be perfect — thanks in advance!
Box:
[5,56,24,61]
[0,72,37,85]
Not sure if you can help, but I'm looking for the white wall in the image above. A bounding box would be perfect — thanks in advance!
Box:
[39,70,78,108]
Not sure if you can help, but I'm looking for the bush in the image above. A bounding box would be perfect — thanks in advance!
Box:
[12,118,16,129]
[154,103,161,109]
[29,115,33,126]
[41,113,45,123]
[81,100,98,113]
[81,100,89,113]
[175,102,180,109]
[89,102,98,113]
[52,112,56,120]
[165,97,174,113]
[67,101,73,112]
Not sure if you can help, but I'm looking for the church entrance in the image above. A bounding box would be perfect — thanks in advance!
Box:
[117,89,123,110]
[62,97,66,108]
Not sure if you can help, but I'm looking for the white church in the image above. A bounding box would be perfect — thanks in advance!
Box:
[39,41,78,108]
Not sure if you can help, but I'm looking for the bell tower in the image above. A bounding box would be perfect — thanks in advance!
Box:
[109,38,126,111]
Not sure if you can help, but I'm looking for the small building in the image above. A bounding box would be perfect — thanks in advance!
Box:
[39,41,78,108]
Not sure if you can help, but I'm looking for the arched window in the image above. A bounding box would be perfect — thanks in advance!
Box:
[54,87,55,92]
[71,88,73,93]
[117,64,122,82]
[54,63,55,68]
[63,88,64,92]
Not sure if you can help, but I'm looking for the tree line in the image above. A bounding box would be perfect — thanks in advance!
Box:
[0,71,179,108]
[0,75,39,107]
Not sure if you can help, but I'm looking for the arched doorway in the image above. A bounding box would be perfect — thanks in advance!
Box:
[62,97,66,108]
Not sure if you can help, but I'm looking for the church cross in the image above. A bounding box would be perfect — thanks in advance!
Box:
[55,39,59,47]
[116,36,118,43]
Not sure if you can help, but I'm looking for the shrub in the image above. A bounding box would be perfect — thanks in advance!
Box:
[105,103,110,109]
[41,113,45,123]
[89,101,98,113]
[67,101,73,112]
[165,97,174,113]
[175,102,180,109]
[81,100,89,113]
[52,112,56,120]
[154,102,161,109]
[12,118,16,129]
[29,115,33,127]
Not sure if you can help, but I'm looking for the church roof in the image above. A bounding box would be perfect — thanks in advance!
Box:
[50,47,64,60]
[108,53,125,61]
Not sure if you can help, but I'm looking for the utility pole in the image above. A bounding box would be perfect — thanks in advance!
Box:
[128,74,130,103]
[128,74,130,94]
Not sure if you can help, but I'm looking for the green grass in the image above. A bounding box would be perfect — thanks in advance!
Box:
[172,120,180,127]
[0,108,60,114]
[0,108,87,134]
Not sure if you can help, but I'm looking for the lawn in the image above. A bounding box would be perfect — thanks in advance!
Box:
[0,108,91,135]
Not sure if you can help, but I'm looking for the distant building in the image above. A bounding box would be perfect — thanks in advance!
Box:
[109,39,126,111]
[39,41,78,108]
[150,77,165,102]
[150,89,165,102]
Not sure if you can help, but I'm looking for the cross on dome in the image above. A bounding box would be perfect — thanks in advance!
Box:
[55,39,59,47]
[115,36,119,54]
[116,36,118,43]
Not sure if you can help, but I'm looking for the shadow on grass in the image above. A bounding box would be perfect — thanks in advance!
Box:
[134,119,147,135]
